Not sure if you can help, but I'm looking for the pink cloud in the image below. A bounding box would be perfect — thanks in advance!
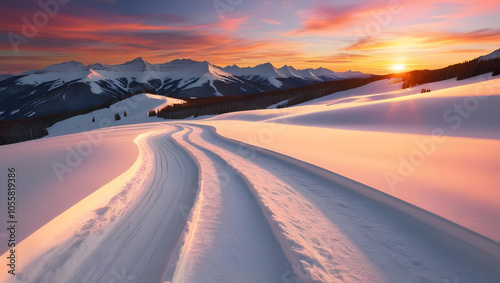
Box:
[260,19,281,25]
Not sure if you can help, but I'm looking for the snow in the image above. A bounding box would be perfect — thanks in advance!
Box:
[277,65,325,81]
[13,59,241,92]
[200,73,500,241]
[478,48,500,61]
[1,73,499,282]
[89,81,103,94]
[169,128,290,282]
[277,65,301,79]
[186,64,238,89]
[0,128,199,282]
[223,63,369,84]
[310,67,341,79]
[0,74,12,82]
[112,57,160,72]
[223,62,285,87]
[160,60,233,84]
[8,59,369,107]
[10,109,20,114]
[85,69,105,80]
[41,61,87,73]
[18,70,91,86]
[336,69,372,79]
[292,67,323,81]
[48,93,184,137]
[209,80,222,96]
[0,126,152,252]
[169,124,500,282]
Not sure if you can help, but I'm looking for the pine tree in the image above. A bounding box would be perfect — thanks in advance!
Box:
[124,111,127,117]
[114,113,121,121]
[92,116,95,123]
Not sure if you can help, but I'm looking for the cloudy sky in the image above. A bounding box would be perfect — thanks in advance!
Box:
[1,0,499,73]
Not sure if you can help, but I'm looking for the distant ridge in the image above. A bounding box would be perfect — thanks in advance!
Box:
[0,58,370,120]
[478,48,500,61]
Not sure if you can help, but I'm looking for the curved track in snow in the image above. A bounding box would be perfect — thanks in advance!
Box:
[5,123,499,283]
[168,127,292,282]
[4,127,198,283]
[67,127,199,283]
[172,123,500,283]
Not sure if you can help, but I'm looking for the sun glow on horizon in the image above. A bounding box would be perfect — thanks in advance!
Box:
[391,64,406,72]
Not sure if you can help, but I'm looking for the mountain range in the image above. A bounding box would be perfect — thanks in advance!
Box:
[0,58,369,120]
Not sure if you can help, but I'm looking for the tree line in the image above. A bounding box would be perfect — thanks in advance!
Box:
[151,76,385,119]
[398,58,500,89]
[0,91,144,145]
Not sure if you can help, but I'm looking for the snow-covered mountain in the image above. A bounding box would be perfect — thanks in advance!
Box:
[0,58,369,120]
[0,74,13,82]
[222,63,371,87]
[478,48,500,61]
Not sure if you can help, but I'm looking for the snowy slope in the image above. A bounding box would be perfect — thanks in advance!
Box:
[172,124,500,282]
[48,93,184,137]
[0,74,12,82]
[2,122,498,282]
[478,48,500,61]
[0,59,238,120]
[222,63,370,87]
[223,62,286,87]
[201,73,500,241]
[2,58,368,120]
[1,72,499,282]
[278,65,323,81]
[16,58,238,90]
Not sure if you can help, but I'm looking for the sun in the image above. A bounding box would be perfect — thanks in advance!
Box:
[391,63,406,72]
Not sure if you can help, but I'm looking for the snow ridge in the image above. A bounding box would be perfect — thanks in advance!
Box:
[478,48,500,61]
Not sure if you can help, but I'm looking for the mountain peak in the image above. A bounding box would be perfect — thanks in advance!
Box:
[478,48,500,61]
[253,62,278,72]
[259,62,274,67]
[124,57,147,65]
[283,65,298,71]
[168,58,206,64]
[160,59,215,76]
[41,61,86,73]
[116,57,160,72]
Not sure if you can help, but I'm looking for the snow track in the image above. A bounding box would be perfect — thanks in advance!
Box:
[172,124,500,283]
[4,127,198,283]
[4,123,499,283]
[68,128,199,282]
[169,127,292,283]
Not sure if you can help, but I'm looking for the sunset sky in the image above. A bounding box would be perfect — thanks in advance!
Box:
[1,0,499,74]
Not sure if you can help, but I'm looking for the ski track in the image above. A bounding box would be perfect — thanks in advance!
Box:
[9,127,198,283]
[8,123,500,283]
[172,123,500,283]
[169,127,292,283]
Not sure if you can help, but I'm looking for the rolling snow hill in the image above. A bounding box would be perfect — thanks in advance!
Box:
[479,48,500,61]
[1,74,500,282]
